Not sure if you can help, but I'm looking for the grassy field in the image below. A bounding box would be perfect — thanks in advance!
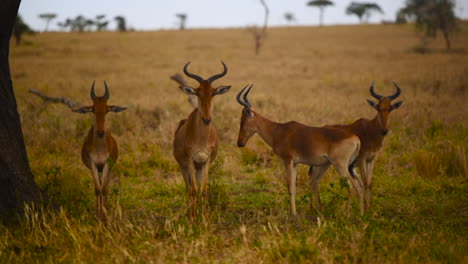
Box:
[1,22,467,263]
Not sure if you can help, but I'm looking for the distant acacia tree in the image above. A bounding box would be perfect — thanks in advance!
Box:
[95,14,109,31]
[57,19,71,31]
[247,0,269,56]
[307,0,334,27]
[396,9,409,24]
[69,15,87,32]
[58,15,106,32]
[176,13,187,30]
[114,16,127,32]
[345,2,383,23]
[284,12,296,25]
[12,15,33,45]
[84,19,94,31]
[397,0,458,50]
[38,13,57,32]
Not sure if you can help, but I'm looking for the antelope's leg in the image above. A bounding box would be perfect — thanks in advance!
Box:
[334,163,364,215]
[345,156,366,211]
[309,164,330,212]
[199,161,211,217]
[365,159,375,209]
[100,163,111,218]
[356,157,366,207]
[283,159,297,216]
[346,184,355,212]
[188,162,198,219]
[345,157,363,211]
[180,166,192,216]
[89,163,102,219]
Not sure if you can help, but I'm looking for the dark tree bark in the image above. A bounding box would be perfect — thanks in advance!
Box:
[442,30,451,50]
[0,0,41,223]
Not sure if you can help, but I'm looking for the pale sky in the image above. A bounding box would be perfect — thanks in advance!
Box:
[19,0,468,31]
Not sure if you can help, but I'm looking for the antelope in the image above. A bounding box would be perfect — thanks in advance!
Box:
[173,61,231,219]
[73,81,126,220]
[323,81,403,210]
[236,85,365,215]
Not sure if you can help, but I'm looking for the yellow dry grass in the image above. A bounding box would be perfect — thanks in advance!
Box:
[2,22,467,263]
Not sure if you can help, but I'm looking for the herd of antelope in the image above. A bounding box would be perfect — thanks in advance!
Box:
[73,61,402,221]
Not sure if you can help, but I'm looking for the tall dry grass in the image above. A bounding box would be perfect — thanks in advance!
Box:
[1,22,467,263]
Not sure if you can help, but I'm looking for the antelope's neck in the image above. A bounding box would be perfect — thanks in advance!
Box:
[368,115,385,143]
[92,126,108,150]
[187,108,213,148]
[254,111,279,148]
[371,115,383,133]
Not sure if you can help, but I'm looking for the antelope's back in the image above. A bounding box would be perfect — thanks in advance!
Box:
[275,122,358,161]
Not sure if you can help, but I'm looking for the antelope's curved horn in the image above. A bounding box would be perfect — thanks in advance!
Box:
[388,81,402,101]
[236,85,250,108]
[183,62,204,83]
[90,80,97,100]
[207,61,228,83]
[104,81,110,99]
[243,84,253,108]
[369,81,383,100]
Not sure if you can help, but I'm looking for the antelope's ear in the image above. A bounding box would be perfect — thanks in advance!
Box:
[367,99,378,110]
[391,101,403,111]
[179,86,197,95]
[109,105,127,113]
[72,106,93,114]
[213,85,231,95]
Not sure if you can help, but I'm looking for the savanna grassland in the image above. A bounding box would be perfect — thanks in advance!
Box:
[1,22,468,263]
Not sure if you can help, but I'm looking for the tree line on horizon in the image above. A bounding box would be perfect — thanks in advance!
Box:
[305,0,459,51]
[12,0,460,51]
[305,1,384,27]
[37,13,128,33]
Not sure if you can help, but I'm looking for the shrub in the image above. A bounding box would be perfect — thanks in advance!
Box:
[37,165,93,216]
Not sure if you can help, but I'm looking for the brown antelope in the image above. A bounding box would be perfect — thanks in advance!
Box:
[236,85,365,215]
[323,81,403,210]
[173,61,231,219]
[73,81,126,220]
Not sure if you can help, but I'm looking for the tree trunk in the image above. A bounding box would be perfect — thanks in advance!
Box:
[44,19,50,32]
[442,29,451,51]
[0,0,41,223]
[254,0,269,56]
[358,15,363,24]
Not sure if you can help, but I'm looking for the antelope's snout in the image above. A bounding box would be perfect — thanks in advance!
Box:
[97,131,105,137]
[237,141,245,148]
[202,118,211,125]
[381,129,388,136]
